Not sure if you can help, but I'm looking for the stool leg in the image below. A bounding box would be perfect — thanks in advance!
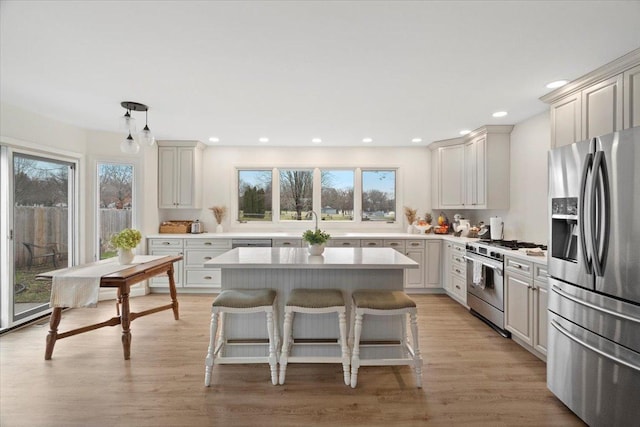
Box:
[204,310,219,387]
[409,310,423,388]
[266,309,278,385]
[338,310,350,386]
[347,302,355,349]
[279,310,293,385]
[350,311,363,388]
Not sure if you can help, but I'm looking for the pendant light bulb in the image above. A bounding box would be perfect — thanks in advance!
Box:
[139,110,155,145]
[121,109,136,133]
[120,132,140,154]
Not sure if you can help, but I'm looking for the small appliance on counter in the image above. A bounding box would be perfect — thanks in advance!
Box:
[190,219,204,233]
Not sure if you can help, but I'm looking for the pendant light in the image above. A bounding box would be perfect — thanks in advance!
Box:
[120,101,154,153]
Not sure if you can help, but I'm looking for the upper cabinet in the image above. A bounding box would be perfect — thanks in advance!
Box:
[157,141,204,209]
[430,125,512,210]
[541,48,640,148]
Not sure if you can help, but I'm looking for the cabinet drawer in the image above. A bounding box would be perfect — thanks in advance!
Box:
[451,243,466,255]
[505,257,533,276]
[450,263,466,277]
[186,269,221,287]
[328,239,360,247]
[273,238,303,247]
[450,252,466,266]
[384,240,406,250]
[185,249,228,267]
[405,240,425,249]
[185,239,231,249]
[361,239,383,247]
[534,264,548,283]
[149,238,183,248]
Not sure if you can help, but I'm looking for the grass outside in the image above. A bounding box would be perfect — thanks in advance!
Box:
[14,263,53,304]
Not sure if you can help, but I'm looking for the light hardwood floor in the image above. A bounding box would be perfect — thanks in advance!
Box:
[0,294,583,426]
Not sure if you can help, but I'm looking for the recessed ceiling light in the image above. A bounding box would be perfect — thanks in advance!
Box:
[459,130,471,136]
[546,80,569,89]
[411,138,422,143]
[209,137,219,143]
[311,138,322,144]
[362,137,373,143]
[258,137,269,143]
[492,111,508,118]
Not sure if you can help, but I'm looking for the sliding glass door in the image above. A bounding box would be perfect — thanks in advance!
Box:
[11,152,75,322]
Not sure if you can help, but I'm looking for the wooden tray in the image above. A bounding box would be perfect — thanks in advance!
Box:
[159,221,192,234]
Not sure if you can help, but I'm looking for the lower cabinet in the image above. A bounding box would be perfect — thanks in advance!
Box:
[504,256,548,359]
[147,237,231,291]
[404,240,441,290]
[443,242,467,305]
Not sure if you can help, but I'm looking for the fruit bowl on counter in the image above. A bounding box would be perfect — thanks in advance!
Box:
[433,225,449,234]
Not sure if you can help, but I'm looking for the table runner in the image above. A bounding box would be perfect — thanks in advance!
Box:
[50,255,165,308]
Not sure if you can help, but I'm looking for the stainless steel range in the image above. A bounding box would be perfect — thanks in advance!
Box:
[465,240,547,337]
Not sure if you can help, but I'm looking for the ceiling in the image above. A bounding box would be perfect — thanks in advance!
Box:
[1,1,639,147]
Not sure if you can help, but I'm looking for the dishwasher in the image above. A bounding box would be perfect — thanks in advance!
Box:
[231,239,272,248]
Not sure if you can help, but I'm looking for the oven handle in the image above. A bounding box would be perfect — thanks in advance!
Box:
[463,255,503,276]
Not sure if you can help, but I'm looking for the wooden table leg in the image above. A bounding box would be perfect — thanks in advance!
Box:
[168,265,179,320]
[120,287,131,360]
[45,307,63,360]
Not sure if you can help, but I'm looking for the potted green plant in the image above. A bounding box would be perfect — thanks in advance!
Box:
[302,228,331,255]
[110,228,142,265]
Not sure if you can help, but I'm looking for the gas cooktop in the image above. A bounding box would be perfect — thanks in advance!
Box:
[478,239,548,251]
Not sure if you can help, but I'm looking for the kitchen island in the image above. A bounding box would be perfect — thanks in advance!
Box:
[203,247,418,358]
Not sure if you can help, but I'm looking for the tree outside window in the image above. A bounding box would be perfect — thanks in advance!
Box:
[320,170,354,221]
[238,170,272,221]
[362,170,396,222]
[279,169,313,221]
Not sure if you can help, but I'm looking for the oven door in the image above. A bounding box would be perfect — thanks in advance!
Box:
[465,252,504,311]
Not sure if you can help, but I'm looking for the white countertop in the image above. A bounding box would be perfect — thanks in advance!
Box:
[203,247,419,269]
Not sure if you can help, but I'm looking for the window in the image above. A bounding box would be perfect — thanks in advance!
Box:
[238,170,272,221]
[362,170,396,222]
[320,170,354,221]
[279,169,313,221]
[97,162,134,259]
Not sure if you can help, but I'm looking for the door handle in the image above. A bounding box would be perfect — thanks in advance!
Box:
[592,150,610,277]
[579,151,593,274]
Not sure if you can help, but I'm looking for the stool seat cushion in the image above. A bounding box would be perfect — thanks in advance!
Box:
[352,290,416,310]
[286,288,345,308]
[212,289,276,308]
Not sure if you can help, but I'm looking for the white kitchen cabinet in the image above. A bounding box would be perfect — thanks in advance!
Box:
[624,64,640,129]
[147,237,231,291]
[157,141,204,209]
[404,240,425,289]
[148,238,184,288]
[183,239,231,290]
[430,125,511,210]
[550,92,582,148]
[272,238,303,247]
[581,74,623,140]
[504,255,547,359]
[424,240,441,288]
[443,241,466,305]
[542,49,640,148]
[438,144,465,208]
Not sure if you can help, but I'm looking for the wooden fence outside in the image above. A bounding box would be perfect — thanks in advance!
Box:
[13,206,130,267]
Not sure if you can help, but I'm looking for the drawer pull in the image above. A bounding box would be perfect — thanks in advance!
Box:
[455,269,461,274]
[367,242,376,246]
[390,243,398,246]
[162,242,170,245]
[342,242,351,246]
[204,276,212,280]
[282,242,291,246]
[411,242,419,246]
[455,285,461,290]
[204,257,212,260]
[204,242,212,246]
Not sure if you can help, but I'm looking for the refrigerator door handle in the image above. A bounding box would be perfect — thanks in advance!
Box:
[592,150,610,277]
[551,284,640,324]
[550,320,640,373]
[579,152,594,273]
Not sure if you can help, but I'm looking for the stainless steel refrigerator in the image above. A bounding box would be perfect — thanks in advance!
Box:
[547,126,640,426]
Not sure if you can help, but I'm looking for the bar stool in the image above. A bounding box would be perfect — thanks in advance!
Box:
[204,289,279,386]
[279,288,350,385]
[349,290,423,388]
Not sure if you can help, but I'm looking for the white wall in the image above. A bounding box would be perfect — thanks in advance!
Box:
[160,145,433,233]
[478,111,550,243]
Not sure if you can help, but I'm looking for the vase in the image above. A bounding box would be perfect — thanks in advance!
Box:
[307,243,325,256]
[117,248,135,265]
[216,224,224,233]
[407,224,414,234]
